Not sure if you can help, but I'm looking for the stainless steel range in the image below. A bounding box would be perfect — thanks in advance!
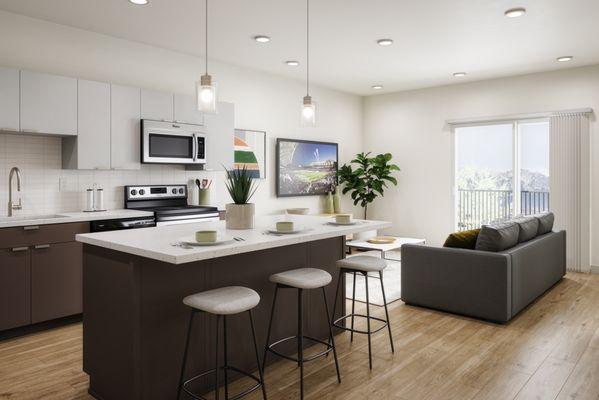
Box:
[124,184,219,226]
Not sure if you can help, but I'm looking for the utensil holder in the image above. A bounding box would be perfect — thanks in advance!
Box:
[198,188,210,206]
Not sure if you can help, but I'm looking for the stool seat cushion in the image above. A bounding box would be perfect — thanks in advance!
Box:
[183,286,260,315]
[336,256,387,272]
[269,268,332,289]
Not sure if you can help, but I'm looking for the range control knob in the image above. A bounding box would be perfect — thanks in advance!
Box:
[139,189,145,195]
[179,188,185,194]
[172,188,177,194]
[130,189,137,196]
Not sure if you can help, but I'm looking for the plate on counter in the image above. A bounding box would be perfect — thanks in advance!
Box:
[265,228,307,235]
[177,236,234,247]
[326,221,361,226]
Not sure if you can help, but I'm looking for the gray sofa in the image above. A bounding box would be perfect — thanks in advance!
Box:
[401,230,566,323]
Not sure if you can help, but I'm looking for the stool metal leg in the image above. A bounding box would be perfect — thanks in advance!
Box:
[298,288,304,400]
[223,315,229,400]
[177,311,195,400]
[215,315,221,400]
[262,285,279,370]
[365,273,373,370]
[321,287,341,383]
[330,270,343,326]
[379,271,395,353]
[248,310,268,400]
[350,271,356,343]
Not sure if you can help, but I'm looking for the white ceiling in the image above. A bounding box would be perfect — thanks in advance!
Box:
[1,0,598,95]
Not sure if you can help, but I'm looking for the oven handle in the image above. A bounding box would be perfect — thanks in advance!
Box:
[192,133,197,162]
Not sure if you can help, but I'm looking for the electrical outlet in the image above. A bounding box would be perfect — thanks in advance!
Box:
[59,177,68,192]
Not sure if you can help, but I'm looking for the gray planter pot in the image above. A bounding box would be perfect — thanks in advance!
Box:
[225,203,255,229]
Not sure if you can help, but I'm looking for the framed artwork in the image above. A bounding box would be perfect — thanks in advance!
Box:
[234,129,266,179]
[276,138,338,197]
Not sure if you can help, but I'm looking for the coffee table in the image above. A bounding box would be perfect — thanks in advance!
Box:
[346,236,426,261]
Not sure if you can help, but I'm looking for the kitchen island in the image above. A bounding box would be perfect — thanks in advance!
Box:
[76,215,391,400]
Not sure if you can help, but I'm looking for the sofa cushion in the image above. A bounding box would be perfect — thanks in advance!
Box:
[475,221,520,252]
[535,212,554,235]
[443,229,480,249]
[513,216,539,243]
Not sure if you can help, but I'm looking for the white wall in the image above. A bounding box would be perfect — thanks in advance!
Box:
[364,65,599,265]
[0,10,363,217]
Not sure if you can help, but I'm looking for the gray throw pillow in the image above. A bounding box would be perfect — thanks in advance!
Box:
[513,216,539,243]
[475,221,520,252]
[535,212,555,235]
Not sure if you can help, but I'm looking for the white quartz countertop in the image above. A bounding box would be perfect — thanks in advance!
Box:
[0,209,154,229]
[76,215,392,265]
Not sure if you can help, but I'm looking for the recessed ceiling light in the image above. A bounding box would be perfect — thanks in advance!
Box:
[371,85,383,90]
[377,39,394,47]
[253,35,271,43]
[504,7,526,18]
[557,56,574,62]
[129,0,148,5]
[453,72,467,77]
[285,60,300,66]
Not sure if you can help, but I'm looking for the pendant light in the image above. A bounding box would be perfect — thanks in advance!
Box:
[196,0,217,113]
[300,0,316,127]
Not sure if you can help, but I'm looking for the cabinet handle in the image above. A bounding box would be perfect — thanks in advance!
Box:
[34,244,50,249]
[11,247,28,252]
[23,225,40,231]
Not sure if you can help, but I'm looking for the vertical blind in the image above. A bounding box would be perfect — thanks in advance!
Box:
[549,112,591,272]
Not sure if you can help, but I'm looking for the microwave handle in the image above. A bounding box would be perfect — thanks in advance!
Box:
[192,133,197,162]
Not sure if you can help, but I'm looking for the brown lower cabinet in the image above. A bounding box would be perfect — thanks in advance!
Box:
[0,247,31,331]
[0,222,88,332]
[31,241,82,323]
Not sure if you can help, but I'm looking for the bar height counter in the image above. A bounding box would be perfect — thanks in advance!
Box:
[77,215,391,400]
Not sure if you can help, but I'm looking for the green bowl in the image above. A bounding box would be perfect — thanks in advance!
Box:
[195,230,217,243]
[276,221,295,232]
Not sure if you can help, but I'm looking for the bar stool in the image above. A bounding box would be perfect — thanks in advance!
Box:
[331,256,394,369]
[262,268,341,399]
[177,286,267,400]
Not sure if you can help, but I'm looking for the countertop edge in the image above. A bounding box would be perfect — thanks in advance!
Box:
[0,210,154,229]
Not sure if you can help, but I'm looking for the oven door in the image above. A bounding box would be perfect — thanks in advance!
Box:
[142,120,206,164]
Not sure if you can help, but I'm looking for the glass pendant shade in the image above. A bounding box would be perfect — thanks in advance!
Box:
[196,74,217,114]
[300,95,316,127]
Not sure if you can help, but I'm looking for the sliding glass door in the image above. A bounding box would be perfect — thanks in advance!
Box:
[454,120,549,231]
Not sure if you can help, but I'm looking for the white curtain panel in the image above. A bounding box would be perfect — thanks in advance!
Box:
[549,113,591,273]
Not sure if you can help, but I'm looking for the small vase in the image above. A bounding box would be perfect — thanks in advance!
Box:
[333,191,341,213]
[324,192,334,214]
[225,203,255,229]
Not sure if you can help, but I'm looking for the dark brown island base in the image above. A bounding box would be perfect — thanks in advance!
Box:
[82,236,346,400]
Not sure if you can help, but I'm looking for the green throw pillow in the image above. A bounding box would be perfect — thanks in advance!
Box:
[443,228,481,249]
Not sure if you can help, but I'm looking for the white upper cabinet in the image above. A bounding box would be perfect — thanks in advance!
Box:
[77,80,111,169]
[204,102,234,171]
[141,89,173,122]
[111,84,141,170]
[20,70,77,136]
[0,67,19,131]
[173,93,204,125]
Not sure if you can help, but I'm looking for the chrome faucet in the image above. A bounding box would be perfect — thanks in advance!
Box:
[8,167,23,217]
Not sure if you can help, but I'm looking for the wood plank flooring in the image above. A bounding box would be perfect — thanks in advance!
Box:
[1,273,599,400]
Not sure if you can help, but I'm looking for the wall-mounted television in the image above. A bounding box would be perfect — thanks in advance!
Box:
[276,138,338,197]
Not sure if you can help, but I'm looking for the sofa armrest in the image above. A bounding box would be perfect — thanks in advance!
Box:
[401,244,512,323]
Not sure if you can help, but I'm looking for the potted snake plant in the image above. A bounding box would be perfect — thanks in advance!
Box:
[224,166,259,229]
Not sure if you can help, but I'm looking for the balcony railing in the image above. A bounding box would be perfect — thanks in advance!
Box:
[457,189,549,231]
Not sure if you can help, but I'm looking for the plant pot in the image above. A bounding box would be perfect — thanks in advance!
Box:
[225,203,255,229]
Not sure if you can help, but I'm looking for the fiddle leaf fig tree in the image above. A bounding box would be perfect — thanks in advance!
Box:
[338,152,400,219]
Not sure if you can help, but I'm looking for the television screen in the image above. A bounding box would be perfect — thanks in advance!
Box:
[276,139,338,197]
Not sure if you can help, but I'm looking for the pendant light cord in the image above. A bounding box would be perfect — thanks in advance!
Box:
[205,0,209,74]
[306,0,310,97]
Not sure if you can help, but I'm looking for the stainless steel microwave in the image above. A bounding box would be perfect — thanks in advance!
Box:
[141,120,206,165]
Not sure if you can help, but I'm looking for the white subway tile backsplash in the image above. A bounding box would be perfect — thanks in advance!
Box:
[0,133,208,217]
